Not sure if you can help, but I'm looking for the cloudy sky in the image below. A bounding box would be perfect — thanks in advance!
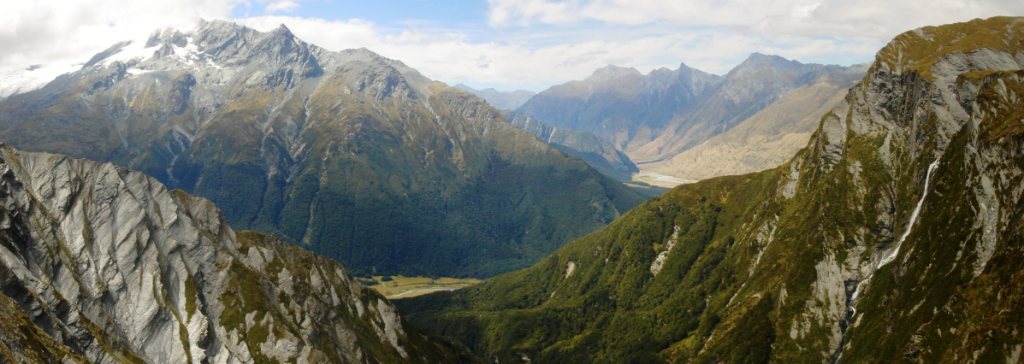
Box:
[2,0,1024,91]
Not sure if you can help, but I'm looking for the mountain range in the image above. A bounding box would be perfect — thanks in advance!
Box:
[1,13,1022,364]
[647,64,867,181]
[516,53,867,186]
[517,63,717,158]
[402,16,1024,363]
[0,20,644,278]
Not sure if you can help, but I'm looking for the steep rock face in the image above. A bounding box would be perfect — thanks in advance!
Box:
[506,112,638,182]
[402,17,1024,363]
[647,65,866,182]
[0,20,643,277]
[0,146,467,363]
[0,293,85,363]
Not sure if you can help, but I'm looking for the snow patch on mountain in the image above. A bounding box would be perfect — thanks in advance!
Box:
[0,62,79,98]
[98,40,159,67]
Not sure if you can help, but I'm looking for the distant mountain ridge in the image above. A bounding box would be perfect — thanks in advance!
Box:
[455,84,535,110]
[631,54,843,163]
[0,20,644,277]
[505,112,639,181]
[646,64,868,181]
[517,63,719,154]
[456,80,644,182]
[516,54,866,184]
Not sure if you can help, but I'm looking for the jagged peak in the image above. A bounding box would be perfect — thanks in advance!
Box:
[274,23,293,35]
[196,18,249,35]
[191,19,302,46]
[338,47,391,62]
[144,27,188,47]
[648,66,673,75]
[65,18,456,98]
[676,62,720,82]
[735,52,805,70]
[589,65,643,80]
[673,61,712,77]
[335,47,416,79]
[341,47,430,75]
[192,19,303,50]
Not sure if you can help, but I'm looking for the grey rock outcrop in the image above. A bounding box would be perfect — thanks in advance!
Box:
[0,145,464,363]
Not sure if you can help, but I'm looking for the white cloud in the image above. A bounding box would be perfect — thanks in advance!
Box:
[238,16,381,50]
[240,15,882,90]
[486,0,1024,40]
[264,0,300,14]
[488,0,580,27]
[0,0,236,72]
[240,16,729,89]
